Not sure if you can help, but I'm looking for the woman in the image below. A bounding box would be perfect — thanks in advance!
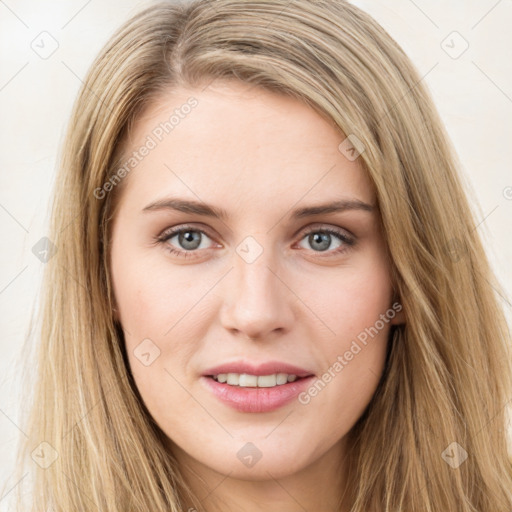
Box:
[14,0,512,510]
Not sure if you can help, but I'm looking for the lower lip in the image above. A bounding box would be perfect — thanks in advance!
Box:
[201,375,315,413]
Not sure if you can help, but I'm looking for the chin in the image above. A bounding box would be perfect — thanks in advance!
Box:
[209,455,308,481]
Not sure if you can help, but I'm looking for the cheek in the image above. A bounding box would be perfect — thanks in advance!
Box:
[300,255,393,410]
[310,254,393,347]
[111,242,194,338]
[110,243,211,414]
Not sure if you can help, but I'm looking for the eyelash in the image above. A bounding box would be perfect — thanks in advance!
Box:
[155,224,356,259]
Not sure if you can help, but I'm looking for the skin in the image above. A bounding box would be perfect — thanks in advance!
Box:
[109,79,404,512]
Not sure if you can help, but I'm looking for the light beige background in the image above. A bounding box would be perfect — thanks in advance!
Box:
[1,0,511,507]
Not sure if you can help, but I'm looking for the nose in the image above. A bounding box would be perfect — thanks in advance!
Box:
[219,240,295,340]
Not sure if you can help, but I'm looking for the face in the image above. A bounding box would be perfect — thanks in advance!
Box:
[109,80,403,485]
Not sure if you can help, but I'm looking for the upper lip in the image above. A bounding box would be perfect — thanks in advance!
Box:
[202,361,315,378]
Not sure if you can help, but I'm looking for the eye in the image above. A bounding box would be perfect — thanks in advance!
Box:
[156,225,217,259]
[296,226,355,255]
[156,224,356,260]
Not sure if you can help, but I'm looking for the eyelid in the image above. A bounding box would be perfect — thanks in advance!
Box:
[157,223,218,243]
[298,222,354,239]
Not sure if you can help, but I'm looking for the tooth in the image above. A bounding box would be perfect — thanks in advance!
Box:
[214,372,300,387]
[239,374,258,387]
[276,373,288,385]
[258,374,277,387]
[227,373,240,385]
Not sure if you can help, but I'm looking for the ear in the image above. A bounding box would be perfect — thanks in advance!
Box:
[390,309,405,325]
[389,299,406,325]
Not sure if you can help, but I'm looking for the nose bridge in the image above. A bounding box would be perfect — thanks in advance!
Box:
[219,235,294,338]
[233,235,282,309]
[236,246,276,297]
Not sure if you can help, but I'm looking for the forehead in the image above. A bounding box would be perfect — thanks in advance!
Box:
[117,80,374,212]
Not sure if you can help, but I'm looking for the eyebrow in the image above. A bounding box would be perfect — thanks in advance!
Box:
[142,197,374,220]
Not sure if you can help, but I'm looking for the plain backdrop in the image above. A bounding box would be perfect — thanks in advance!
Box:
[1,0,511,506]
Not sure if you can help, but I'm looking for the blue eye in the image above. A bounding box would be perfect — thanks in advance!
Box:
[158,226,214,258]
[298,227,355,255]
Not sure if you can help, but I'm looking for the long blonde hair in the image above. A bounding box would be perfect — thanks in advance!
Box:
[13,0,512,510]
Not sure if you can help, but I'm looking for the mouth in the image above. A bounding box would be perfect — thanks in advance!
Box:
[201,373,316,413]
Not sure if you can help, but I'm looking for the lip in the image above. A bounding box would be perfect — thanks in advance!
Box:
[202,360,315,379]
[201,374,316,413]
